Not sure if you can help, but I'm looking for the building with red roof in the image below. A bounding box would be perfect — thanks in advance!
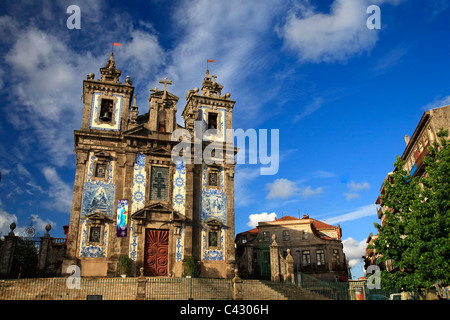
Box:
[235,214,349,282]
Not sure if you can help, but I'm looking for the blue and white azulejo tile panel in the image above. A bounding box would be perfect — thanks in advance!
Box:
[173,158,186,262]
[78,151,116,258]
[200,165,227,261]
[129,153,146,261]
[78,219,110,258]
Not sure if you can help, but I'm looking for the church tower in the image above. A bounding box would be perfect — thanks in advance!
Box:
[63,54,237,279]
[182,69,237,278]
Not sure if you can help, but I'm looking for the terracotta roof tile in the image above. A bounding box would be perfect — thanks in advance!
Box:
[310,219,338,230]
[241,227,258,235]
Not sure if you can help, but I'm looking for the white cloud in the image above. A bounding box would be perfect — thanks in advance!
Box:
[165,0,286,127]
[266,178,300,199]
[279,0,404,63]
[16,163,32,180]
[293,98,323,122]
[266,178,323,200]
[2,12,165,168]
[247,212,277,228]
[0,206,18,237]
[326,204,377,224]
[422,95,450,111]
[300,186,323,199]
[280,0,377,63]
[28,213,56,236]
[344,192,360,201]
[347,181,370,191]
[342,237,367,269]
[41,166,73,213]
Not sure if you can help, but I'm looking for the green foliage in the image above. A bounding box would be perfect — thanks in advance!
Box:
[372,129,450,291]
[119,254,132,274]
[185,256,196,277]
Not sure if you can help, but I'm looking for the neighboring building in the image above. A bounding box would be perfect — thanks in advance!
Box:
[376,104,450,225]
[236,215,349,282]
[361,232,391,276]
[366,104,450,271]
[62,52,238,278]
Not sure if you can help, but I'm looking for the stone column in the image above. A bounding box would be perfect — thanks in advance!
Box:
[225,165,236,278]
[232,269,243,300]
[136,267,146,300]
[184,164,195,258]
[37,224,53,276]
[0,223,18,278]
[123,152,135,274]
[269,234,280,282]
[247,244,254,277]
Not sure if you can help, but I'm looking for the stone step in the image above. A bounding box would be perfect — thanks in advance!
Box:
[259,281,328,300]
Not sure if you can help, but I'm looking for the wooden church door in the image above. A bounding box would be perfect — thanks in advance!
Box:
[144,229,169,276]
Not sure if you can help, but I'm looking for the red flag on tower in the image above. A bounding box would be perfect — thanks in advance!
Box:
[207,59,214,70]
[113,43,121,46]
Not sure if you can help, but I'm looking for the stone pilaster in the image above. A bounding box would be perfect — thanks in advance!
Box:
[0,223,18,278]
[62,151,88,276]
[270,234,280,282]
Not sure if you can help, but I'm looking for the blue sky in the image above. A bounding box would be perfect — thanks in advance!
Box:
[0,0,449,279]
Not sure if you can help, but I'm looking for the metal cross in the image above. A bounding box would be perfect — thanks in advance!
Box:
[153,172,166,199]
[159,77,172,100]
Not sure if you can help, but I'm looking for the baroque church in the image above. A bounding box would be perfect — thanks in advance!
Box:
[62,52,237,278]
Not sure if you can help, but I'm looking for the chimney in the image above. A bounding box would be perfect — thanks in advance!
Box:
[302,214,309,219]
[405,135,410,145]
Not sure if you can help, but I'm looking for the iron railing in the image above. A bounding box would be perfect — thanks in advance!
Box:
[297,272,417,300]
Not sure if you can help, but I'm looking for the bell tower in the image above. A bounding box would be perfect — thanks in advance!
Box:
[80,51,134,133]
[182,69,237,278]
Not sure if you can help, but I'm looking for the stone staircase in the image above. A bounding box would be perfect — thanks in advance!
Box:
[241,280,327,300]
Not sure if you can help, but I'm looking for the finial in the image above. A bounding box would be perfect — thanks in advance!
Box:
[9,222,16,236]
[44,224,51,237]
[132,94,137,106]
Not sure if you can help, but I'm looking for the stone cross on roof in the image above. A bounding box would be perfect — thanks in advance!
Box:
[159,77,172,100]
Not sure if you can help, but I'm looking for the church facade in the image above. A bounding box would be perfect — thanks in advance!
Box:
[62,52,237,278]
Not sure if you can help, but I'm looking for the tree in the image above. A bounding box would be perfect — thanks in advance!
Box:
[372,129,450,293]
